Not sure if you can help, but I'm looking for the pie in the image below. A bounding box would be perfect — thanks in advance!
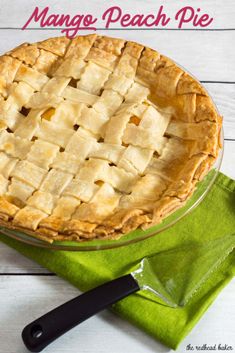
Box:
[0,34,222,243]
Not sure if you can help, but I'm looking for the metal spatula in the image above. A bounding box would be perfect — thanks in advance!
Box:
[22,235,235,352]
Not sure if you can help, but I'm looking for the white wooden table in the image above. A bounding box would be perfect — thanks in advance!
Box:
[0,1,234,352]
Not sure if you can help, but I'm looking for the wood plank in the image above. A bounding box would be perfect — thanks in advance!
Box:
[0,242,50,274]
[0,0,235,28]
[0,275,234,353]
[0,2,234,352]
[203,83,235,140]
[0,275,168,353]
[221,140,235,179]
[0,30,234,81]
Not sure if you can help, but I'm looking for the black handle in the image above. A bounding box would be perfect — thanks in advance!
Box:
[22,274,139,352]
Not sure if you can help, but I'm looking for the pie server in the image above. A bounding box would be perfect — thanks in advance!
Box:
[22,235,235,352]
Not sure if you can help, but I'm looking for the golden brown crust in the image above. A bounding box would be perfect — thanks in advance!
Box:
[177,73,207,95]
[0,55,21,97]
[0,196,19,218]
[93,35,125,56]
[37,36,71,56]
[7,43,40,66]
[34,49,59,75]
[65,34,97,58]
[151,196,184,225]
[0,35,222,242]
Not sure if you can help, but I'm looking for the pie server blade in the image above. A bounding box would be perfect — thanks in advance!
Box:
[22,235,235,352]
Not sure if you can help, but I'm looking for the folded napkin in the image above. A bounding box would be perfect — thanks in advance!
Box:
[1,172,235,349]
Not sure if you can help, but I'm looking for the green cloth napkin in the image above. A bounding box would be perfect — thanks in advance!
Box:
[1,172,235,349]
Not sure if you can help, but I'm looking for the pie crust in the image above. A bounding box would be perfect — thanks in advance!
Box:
[0,34,222,242]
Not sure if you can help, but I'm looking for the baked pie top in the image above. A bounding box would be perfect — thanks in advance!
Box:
[0,34,221,242]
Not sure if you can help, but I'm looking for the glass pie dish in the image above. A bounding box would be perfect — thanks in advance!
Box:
[0,129,223,251]
[0,35,223,251]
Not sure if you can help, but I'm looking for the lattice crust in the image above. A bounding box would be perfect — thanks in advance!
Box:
[0,35,222,242]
